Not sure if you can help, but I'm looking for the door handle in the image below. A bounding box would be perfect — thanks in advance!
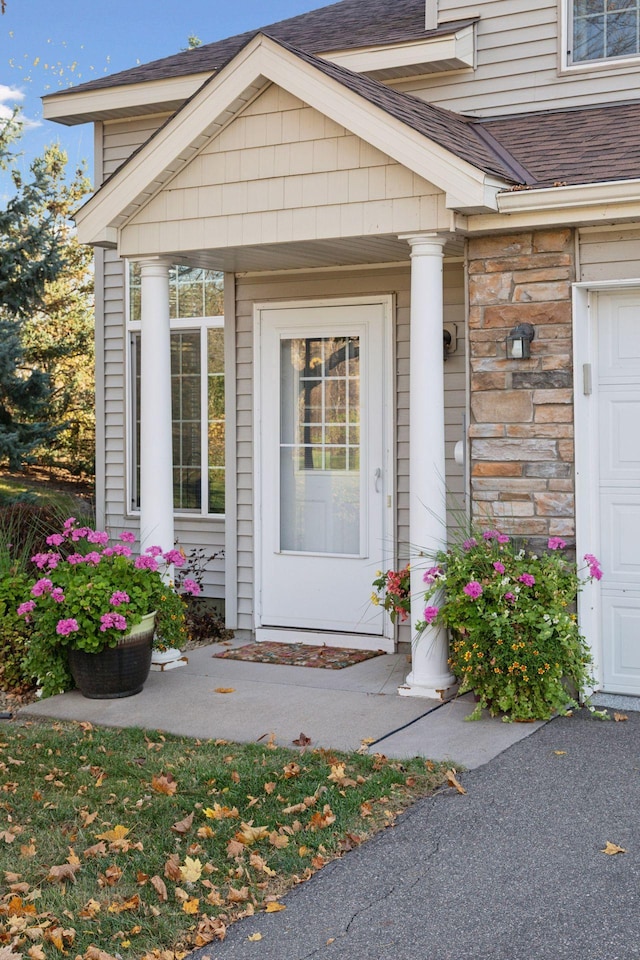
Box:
[374,467,382,492]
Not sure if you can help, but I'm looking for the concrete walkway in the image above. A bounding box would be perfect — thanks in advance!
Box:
[20,641,544,769]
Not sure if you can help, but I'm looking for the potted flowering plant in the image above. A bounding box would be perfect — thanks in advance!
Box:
[19,519,200,699]
[374,531,602,721]
[371,565,411,623]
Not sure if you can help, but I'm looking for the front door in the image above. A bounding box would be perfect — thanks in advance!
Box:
[596,290,640,694]
[255,298,393,649]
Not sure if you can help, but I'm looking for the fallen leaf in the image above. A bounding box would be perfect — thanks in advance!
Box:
[27,947,46,960]
[554,751,567,756]
[46,862,80,884]
[96,825,130,843]
[282,762,300,779]
[308,805,336,830]
[203,803,239,820]
[227,886,249,903]
[171,812,194,835]
[151,774,177,796]
[182,898,200,915]
[445,769,466,795]
[86,946,119,960]
[226,838,246,858]
[107,894,140,913]
[78,899,101,919]
[236,823,269,846]
[83,842,108,859]
[268,831,289,849]
[614,712,628,722]
[602,841,626,855]
[164,854,182,881]
[247,933,262,942]
[292,733,311,747]
[214,688,235,694]
[265,902,286,913]
[147,875,167,902]
[194,915,226,945]
[180,857,203,883]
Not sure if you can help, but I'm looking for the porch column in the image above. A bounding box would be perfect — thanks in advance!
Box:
[399,234,456,699]
[138,258,175,553]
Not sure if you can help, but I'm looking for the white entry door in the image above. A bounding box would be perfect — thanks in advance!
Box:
[596,290,640,693]
[255,298,393,649]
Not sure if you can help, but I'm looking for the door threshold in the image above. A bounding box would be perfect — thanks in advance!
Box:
[255,627,395,654]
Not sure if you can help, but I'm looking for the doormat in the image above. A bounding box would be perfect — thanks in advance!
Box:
[213,641,385,670]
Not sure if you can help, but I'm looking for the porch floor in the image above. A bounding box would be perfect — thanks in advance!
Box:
[20,642,544,770]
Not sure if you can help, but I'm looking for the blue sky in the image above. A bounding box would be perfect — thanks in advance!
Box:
[1,0,322,198]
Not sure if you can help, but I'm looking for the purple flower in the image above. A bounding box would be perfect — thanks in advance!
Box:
[422,566,441,584]
[112,544,132,557]
[100,612,128,632]
[519,573,536,587]
[71,526,91,541]
[56,618,79,636]
[119,531,136,543]
[46,533,65,547]
[67,553,85,565]
[87,530,109,546]
[63,517,76,531]
[497,534,510,544]
[163,549,185,568]
[548,537,566,551]
[423,605,439,624]
[17,600,36,617]
[504,592,516,602]
[584,554,603,580]
[463,581,483,599]
[134,555,159,572]
[493,561,505,574]
[31,578,53,597]
[182,578,201,596]
[483,530,500,541]
[462,538,478,551]
[51,588,65,603]
[31,552,52,570]
[84,552,102,566]
[145,545,163,557]
[110,591,130,606]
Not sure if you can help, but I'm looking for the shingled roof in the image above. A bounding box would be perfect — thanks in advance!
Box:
[51,0,474,96]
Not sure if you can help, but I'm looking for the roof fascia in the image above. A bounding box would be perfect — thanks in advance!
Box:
[42,72,211,126]
[320,23,475,78]
[466,178,640,232]
[76,34,504,246]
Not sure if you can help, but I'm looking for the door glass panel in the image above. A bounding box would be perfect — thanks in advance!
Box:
[280,336,361,554]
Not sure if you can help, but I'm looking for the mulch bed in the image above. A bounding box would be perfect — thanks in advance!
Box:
[213,641,385,670]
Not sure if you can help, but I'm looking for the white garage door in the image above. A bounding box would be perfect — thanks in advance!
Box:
[597,291,640,694]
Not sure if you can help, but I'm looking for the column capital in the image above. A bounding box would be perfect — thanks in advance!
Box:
[399,233,450,258]
[132,257,172,279]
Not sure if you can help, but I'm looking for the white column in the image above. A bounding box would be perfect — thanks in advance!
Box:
[399,234,456,699]
[138,259,175,554]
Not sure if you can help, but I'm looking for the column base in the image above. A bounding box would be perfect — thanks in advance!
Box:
[398,670,457,701]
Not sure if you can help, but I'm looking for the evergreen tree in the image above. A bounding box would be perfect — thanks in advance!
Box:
[0,114,91,470]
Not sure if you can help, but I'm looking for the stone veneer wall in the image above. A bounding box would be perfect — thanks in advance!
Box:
[467,229,576,549]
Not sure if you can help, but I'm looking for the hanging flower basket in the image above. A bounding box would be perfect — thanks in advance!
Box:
[68,611,156,699]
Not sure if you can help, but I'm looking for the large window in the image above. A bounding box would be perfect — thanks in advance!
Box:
[128,264,225,515]
[571,0,640,63]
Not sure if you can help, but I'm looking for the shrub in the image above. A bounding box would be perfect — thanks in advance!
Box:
[0,571,34,693]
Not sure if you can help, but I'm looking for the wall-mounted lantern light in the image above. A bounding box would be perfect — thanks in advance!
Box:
[443,322,457,361]
[506,322,535,359]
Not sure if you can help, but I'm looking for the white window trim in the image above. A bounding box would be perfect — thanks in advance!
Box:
[560,0,640,73]
[125,264,225,520]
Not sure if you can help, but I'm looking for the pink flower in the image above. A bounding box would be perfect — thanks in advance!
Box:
[145,545,163,557]
[134,555,159,572]
[56,618,79,636]
[31,552,53,570]
[463,538,478,551]
[423,605,439,624]
[519,573,536,587]
[31,578,53,597]
[67,553,85,565]
[422,566,441,584]
[63,517,76,530]
[71,526,91,541]
[548,537,566,551]
[584,554,603,580]
[497,534,510,544]
[493,561,505,574]
[51,588,65,603]
[88,530,109,546]
[17,600,36,617]
[163,549,185,567]
[182,578,201,596]
[505,592,516,602]
[110,591,130,606]
[112,544,132,557]
[100,613,128,632]
[84,552,102,565]
[46,533,65,547]
[483,530,500,541]
[119,531,136,543]
[463,581,483,599]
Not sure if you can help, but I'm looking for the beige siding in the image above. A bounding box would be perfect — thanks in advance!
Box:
[234,262,466,637]
[120,84,447,256]
[579,227,640,282]
[398,0,640,117]
[98,119,225,597]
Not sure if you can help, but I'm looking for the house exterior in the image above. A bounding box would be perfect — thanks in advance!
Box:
[43,0,640,698]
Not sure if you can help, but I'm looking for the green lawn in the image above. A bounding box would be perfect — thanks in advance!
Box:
[0,721,449,960]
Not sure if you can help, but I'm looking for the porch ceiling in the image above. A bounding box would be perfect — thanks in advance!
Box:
[157,233,464,273]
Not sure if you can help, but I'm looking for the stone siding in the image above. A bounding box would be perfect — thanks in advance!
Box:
[467,229,576,547]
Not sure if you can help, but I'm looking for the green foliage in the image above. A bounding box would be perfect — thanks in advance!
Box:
[371,564,411,624]
[0,571,33,692]
[419,531,600,721]
[0,115,93,471]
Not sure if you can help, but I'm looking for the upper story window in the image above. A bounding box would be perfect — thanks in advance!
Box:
[571,0,640,64]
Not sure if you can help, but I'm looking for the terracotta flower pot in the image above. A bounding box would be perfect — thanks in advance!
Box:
[68,612,156,699]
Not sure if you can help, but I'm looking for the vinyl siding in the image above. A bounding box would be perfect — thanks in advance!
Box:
[399,0,640,117]
[579,227,640,282]
[234,262,466,638]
